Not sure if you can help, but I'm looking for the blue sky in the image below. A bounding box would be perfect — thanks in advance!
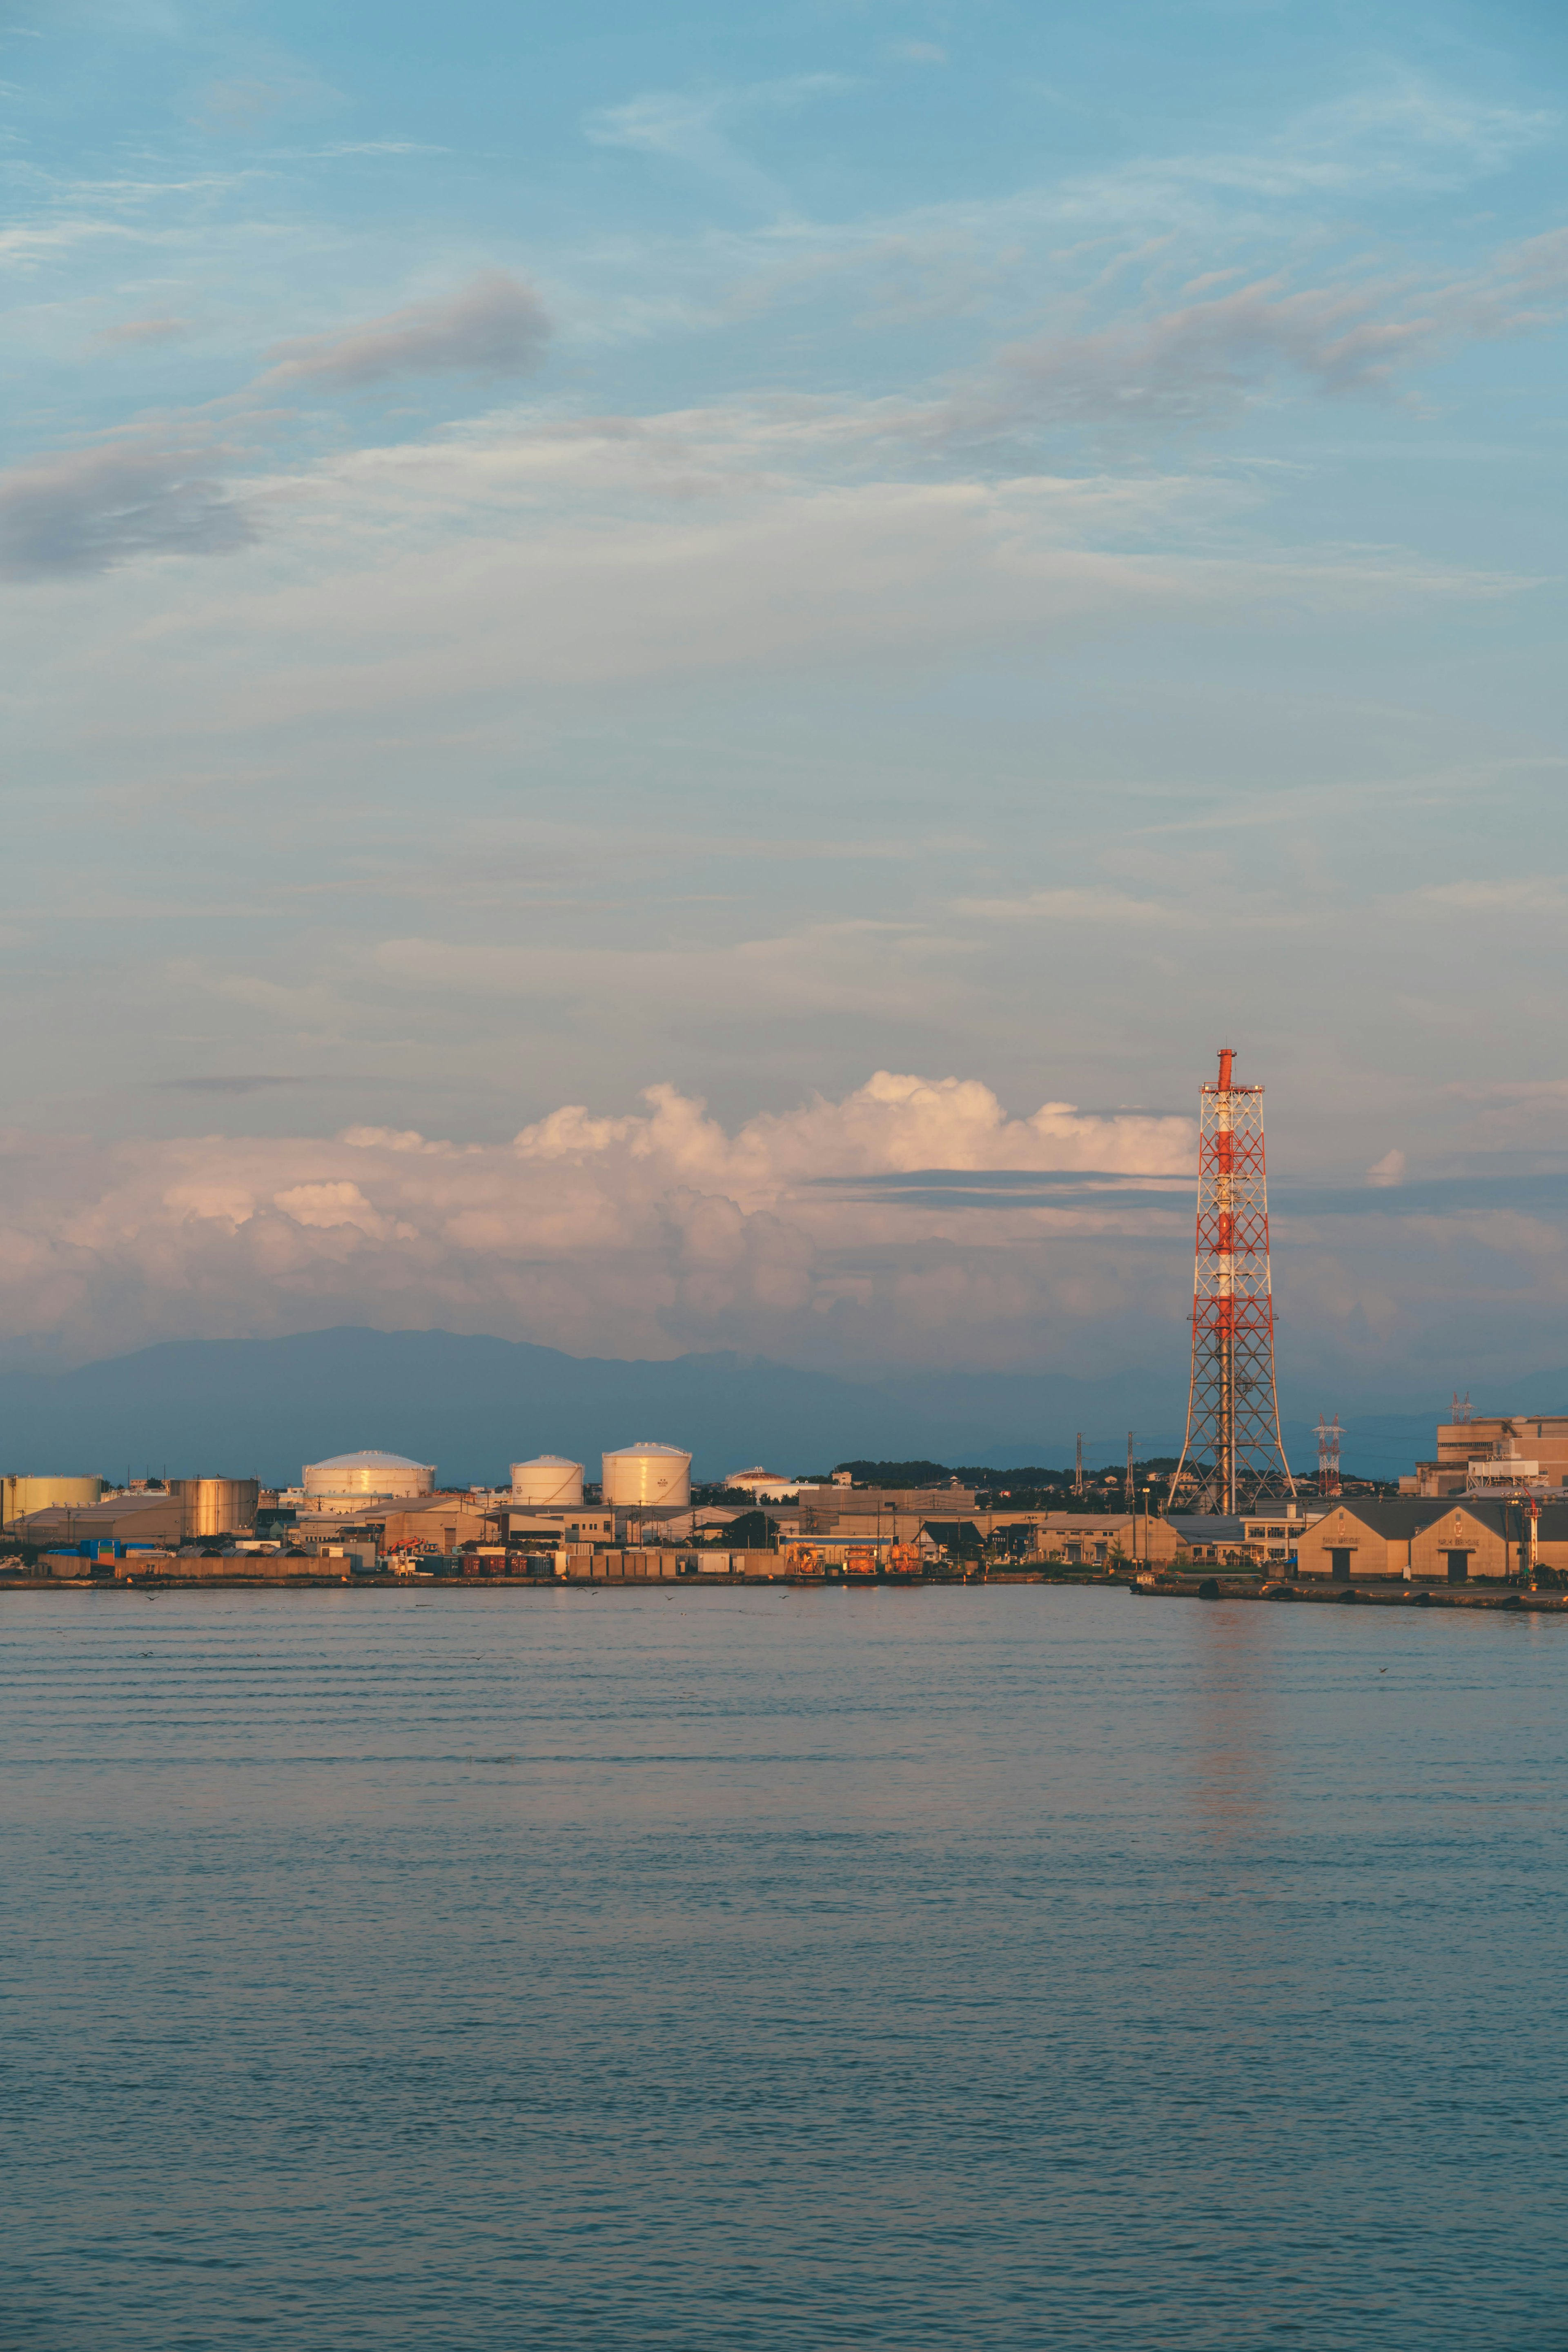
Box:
[2,0,1567,1401]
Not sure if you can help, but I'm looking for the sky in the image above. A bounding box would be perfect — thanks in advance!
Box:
[2,0,1567,1405]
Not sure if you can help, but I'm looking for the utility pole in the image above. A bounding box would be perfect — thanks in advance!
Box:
[1126,1431,1134,1513]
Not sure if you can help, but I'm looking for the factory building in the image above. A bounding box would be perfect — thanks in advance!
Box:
[499,1507,614,1545]
[1403,1412,1568,1497]
[15,1490,184,1550]
[601,1442,691,1510]
[798,1485,977,1540]
[301,1450,434,1506]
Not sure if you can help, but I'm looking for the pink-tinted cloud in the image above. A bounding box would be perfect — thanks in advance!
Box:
[0,1074,1194,1365]
[262,271,550,389]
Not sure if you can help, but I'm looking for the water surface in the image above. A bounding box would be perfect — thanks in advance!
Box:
[4,1584,1566,2349]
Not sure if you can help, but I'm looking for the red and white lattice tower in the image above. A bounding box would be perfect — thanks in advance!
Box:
[1171,1047,1296,1512]
[1314,1413,1343,1497]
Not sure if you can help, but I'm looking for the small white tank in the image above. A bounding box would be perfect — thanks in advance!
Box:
[510,1456,585,1508]
[601,1442,692,1510]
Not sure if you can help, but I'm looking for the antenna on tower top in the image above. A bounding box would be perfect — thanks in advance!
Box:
[1169,1045,1296,1512]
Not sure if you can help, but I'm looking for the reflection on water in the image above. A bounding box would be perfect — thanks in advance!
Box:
[1188,1600,1275,1839]
[2,1585,1566,2352]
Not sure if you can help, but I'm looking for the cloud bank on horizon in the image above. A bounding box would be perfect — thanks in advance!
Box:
[2,1069,1565,1403]
[2,0,1566,1400]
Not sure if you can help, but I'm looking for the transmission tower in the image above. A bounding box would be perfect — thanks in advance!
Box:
[1452,1391,1472,1425]
[1074,1432,1084,1495]
[1171,1047,1296,1512]
[1314,1413,1343,1497]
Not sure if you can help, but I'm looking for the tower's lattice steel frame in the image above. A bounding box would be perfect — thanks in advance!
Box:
[1171,1048,1296,1513]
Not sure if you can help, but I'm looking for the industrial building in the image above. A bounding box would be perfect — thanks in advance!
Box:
[499,1506,614,1546]
[10,1476,259,1552]
[798,1485,976,1541]
[1298,1496,1568,1584]
[1402,1412,1568,1498]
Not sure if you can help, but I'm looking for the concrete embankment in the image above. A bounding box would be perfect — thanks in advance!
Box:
[1130,1576,1566,1612]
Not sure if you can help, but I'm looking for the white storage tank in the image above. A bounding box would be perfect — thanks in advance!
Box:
[510,1456,585,1507]
[1,1474,105,1528]
[302,1450,434,1502]
[170,1477,261,1539]
[601,1441,692,1510]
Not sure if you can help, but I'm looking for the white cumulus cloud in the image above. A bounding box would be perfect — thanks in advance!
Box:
[0,1072,1194,1368]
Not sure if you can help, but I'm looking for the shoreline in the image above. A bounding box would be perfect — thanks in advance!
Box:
[4,1568,1563,1610]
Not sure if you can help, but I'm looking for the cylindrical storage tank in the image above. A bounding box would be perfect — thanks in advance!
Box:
[510,1456,585,1507]
[172,1477,261,1540]
[601,1442,692,1510]
[303,1450,435,1501]
[1,1474,105,1528]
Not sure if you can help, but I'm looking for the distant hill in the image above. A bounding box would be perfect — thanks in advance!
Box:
[0,1328,1186,1486]
[0,1324,1544,1487]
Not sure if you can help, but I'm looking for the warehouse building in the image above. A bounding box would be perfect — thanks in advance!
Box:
[1294,1496,1568,1582]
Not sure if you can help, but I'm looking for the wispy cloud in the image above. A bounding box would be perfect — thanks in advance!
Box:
[157,1075,314,1095]
[1000,277,1446,428]
[1058,80,1556,223]
[0,442,256,578]
[261,271,550,388]
[92,314,191,347]
[584,74,853,209]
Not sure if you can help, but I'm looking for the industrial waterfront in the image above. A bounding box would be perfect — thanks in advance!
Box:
[7,1053,1567,1597]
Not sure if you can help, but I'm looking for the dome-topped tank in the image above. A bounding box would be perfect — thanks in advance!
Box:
[601,1441,691,1510]
[302,1450,434,1501]
[510,1456,585,1508]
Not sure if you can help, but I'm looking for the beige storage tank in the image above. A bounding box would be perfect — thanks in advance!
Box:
[302,1450,434,1502]
[510,1456,585,1507]
[170,1477,261,1540]
[601,1441,692,1510]
[1,1474,105,1527]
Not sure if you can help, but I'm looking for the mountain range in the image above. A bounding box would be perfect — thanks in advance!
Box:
[2,1325,1557,1488]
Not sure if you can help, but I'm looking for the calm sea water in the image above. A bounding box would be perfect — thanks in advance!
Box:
[4,1584,1568,2351]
